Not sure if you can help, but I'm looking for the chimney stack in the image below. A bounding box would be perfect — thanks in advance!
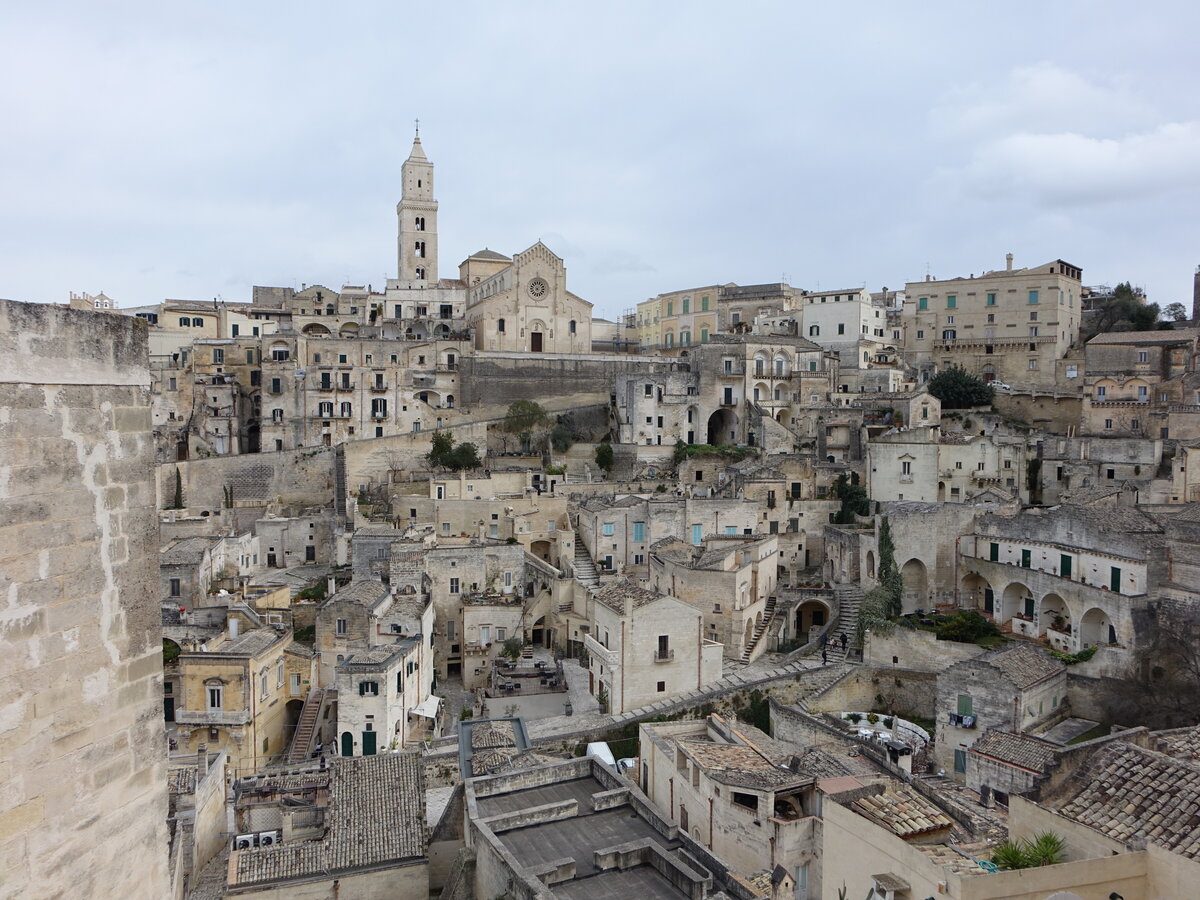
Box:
[1006,253,1014,271]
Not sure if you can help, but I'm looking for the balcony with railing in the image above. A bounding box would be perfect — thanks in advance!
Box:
[653,648,675,663]
[174,708,251,727]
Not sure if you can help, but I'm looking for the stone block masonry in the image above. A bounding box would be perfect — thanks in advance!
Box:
[0,300,169,899]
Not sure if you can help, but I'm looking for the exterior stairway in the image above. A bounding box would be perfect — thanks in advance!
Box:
[741,595,779,662]
[286,688,330,764]
[573,542,600,590]
[832,584,864,657]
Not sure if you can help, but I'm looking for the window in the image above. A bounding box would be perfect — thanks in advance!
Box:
[918,297,928,310]
[568,319,576,334]
[1105,418,1114,430]
[657,681,666,692]
[212,348,224,364]
[986,292,996,306]
[1029,311,1038,321]
[809,325,820,337]
[954,749,967,773]
[335,618,347,636]
[667,301,673,316]
[497,318,505,333]
[901,460,912,475]
[989,542,999,562]
[1021,549,1031,568]
[359,681,378,696]
[450,578,460,594]
[207,685,223,709]
[178,317,190,327]
[732,792,759,811]
[1096,386,1107,400]
[1138,350,1149,363]
[602,523,614,536]
[1028,290,1039,304]
[701,294,709,311]
[169,578,181,597]
[414,240,425,257]
[916,330,924,339]
[691,524,703,545]
[192,317,203,327]
[1029,326,1039,337]
[632,522,645,542]
[837,323,845,335]
[945,315,954,324]
[496,627,506,642]
[682,298,690,314]
[947,295,956,309]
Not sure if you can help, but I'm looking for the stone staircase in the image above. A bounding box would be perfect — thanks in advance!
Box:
[573,542,600,590]
[286,688,331,764]
[741,595,778,663]
[832,583,864,656]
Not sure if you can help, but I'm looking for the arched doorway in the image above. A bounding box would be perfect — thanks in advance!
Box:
[530,539,551,562]
[900,559,928,613]
[743,618,754,652]
[796,600,830,642]
[707,408,735,446]
[284,699,304,752]
[1039,593,1069,637]
[865,551,876,580]
[937,482,946,502]
[340,731,353,757]
[960,573,994,614]
[532,615,547,647]
[301,323,330,336]
[1080,608,1115,647]
[1001,582,1034,623]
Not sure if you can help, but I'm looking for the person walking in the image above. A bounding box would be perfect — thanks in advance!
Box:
[821,647,828,665]
[839,632,848,652]
[820,631,828,649]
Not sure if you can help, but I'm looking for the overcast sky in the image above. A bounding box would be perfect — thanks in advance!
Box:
[3,2,1198,320]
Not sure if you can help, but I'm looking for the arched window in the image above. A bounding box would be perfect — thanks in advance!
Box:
[192,317,203,327]
[568,320,576,334]
[446,395,455,408]
[774,353,790,376]
[497,318,506,333]
[809,324,820,337]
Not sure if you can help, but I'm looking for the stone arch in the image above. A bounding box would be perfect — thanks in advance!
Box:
[938,481,946,502]
[338,322,359,337]
[754,352,770,377]
[796,598,831,640]
[530,539,552,562]
[752,381,769,403]
[1001,581,1034,622]
[960,573,994,613]
[707,408,735,446]
[900,559,928,613]
[301,322,330,336]
[776,408,792,428]
[773,351,791,376]
[1080,607,1116,648]
[743,618,755,651]
[1039,593,1069,636]
[865,550,876,579]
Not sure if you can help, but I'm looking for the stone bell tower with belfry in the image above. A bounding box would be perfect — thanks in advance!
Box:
[396,121,438,284]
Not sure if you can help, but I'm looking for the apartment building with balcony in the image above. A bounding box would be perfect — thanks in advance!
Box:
[789,287,889,369]
[902,254,1082,389]
[635,284,722,353]
[582,580,722,714]
[867,425,1030,506]
[1082,328,1200,439]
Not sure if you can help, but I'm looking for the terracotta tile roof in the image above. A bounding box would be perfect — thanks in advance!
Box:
[850,785,954,839]
[1053,741,1200,858]
[471,748,518,775]
[593,579,668,613]
[679,740,803,789]
[969,730,1059,773]
[231,754,425,887]
[982,644,1064,690]
[471,721,517,750]
[1155,726,1200,763]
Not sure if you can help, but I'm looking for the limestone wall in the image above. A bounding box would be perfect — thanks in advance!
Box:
[0,299,169,899]
[805,667,937,720]
[864,627,986,671]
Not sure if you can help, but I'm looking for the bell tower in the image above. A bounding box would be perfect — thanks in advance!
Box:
[397,124,438,283]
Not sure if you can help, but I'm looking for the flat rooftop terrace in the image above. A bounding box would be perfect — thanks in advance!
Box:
[475,776,602,818]
[498,806,679,877]
[553,865,695,900]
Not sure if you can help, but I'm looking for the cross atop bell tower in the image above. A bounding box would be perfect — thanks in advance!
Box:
[397,126,438,283]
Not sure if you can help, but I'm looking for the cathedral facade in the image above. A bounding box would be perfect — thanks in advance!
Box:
[388,131,593,354]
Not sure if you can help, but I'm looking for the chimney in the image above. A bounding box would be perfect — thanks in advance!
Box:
[327,574,337,597]
[228,614,239,639]
[1006,253,1014,271]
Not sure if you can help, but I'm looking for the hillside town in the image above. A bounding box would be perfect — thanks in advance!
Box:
[8,132,1200,900]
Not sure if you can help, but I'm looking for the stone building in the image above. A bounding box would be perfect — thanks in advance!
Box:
[867,425,1029,505]
[790,286,888,368]
[0,299,169,898]
[582,580,723,714]
[635,284,722,352]
[171,625,310,771]
[1082,328,1200,439]
[934,644,1066,778]
[902,254,1083,389]
[649,534,779,661]
[639,714,821,888]
[334,635,434,755]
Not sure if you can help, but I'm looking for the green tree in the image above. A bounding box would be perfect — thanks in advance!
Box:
[550,422,575,452]
[935,610,1000,644]
[595,442,614,474]
[832,474,869,524]
[877,518,902,618]
[927,365,994,409]
[673,439,689,466]
[427,430,455,468]
[500,636,524,660]
[856,586,895,649]
[504,400,548,435]
[170,468,184,509]
[1163,301,1189,323]
[449,441,482,470]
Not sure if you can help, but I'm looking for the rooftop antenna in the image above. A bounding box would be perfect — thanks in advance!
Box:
[414,117,420,137]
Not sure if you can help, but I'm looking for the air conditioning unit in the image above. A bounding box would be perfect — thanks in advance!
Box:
[233,833,258,851]
[258,830,281,847]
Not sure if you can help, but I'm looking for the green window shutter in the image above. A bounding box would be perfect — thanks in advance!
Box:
[986,293,996,306]
[989,542,999,562]
[1029,290,1039,304]
[918,297,928,310]
[1021,549,1031,568]
[947,295,956,309]
[954,749,967,773]
[957,694,973,716]
[1060,554,1072,578]
[359,682,366,696]
[1110,566,1121,592]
